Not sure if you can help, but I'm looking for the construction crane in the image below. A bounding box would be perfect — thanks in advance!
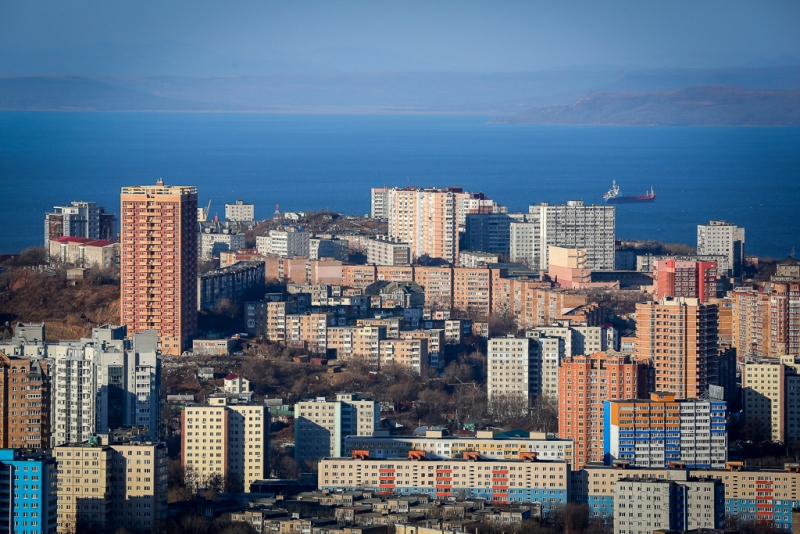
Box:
[199,199,212,222]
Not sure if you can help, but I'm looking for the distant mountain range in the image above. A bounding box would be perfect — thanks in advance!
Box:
[491,85,800,126]
[0,68,799,124]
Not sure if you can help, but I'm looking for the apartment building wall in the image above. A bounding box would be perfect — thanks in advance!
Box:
[613,476,724,534]
[367,238,411,266]
[0,355,50,450]
[318,456,569,509]
[379,336,428,374]
[487,337,542,409]
[181,398,269,493]
[55,444,113,534]
[200,231,246,260]
[0,449,57,534]
[108,441,169,533]
[370,187,389,220]
[386,187,459,263]
[294,395,378,462]
[558,352,644,469]
[511,201,615,271]
[120,181,198,355]
[653,259,719,303]
[48,338,161,447]
[697,220,745,276]
[344,433,574,466]
[225,200,255,222]
[286,313,333,352]
[742,361,787,442]
[604,393,727,469]
[268,228,310,258]
[634,297,718,399]
[462,213,513,254]
[197,261,266,310]
[326,326,387,364]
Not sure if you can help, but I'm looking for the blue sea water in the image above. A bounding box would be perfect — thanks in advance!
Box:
[0,111,798,257]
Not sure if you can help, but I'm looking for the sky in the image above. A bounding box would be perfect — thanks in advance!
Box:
[0,0,799,73]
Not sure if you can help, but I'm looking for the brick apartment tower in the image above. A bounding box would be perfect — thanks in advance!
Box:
[731,283,800,358]
[120,180,198,355]
[653,259,719,303]
[558,352,644,469]
[0,354,50,450]
[635,297,719,399]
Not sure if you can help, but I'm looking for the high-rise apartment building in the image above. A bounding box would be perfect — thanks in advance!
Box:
[487,337,542,410]
[55,436,168,534]
[224,200,255,221]
[558,352,644,468]
[0,449,58,534]
[653,258,719,303]
[44,201,116,249]
[120,180,198,355]
[731,283,800,358]
[510,201,615,271]
[697,220,745,276]
[604,393,727,468]
[0,354,50,450]
[366,237,410,266]
[635,297,719,399]
[294,394,379,462]
[386,187,460,263]
[199,229,246,260]
[181,396,269,492]
[48,328,161,447]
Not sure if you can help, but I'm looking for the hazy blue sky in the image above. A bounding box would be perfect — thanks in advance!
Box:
[1,0,799,73]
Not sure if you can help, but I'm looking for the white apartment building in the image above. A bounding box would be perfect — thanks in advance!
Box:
[525,331,564,399]
[48,330,161,447]
[371,187,389,219]
[366,236,411,266]
[345,429,574,466]
[697,220,745,276]
[294,393,379,462]
[510,201,615,271]
[200,230,246,260]
[614,474,725,534]
[225,200,255,222]
[182,396,269,492]
[268,227,310,258]
[487,336,542,409]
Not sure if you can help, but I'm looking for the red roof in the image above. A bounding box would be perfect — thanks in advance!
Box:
[52,236,115,247]
[224,374,239,380]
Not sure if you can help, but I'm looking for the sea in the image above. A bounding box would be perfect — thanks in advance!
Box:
[1,111,798,258]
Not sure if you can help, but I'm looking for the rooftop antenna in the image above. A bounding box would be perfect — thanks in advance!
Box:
[791,246,796,260]
[156,177,164,186]
[273,204,281,219]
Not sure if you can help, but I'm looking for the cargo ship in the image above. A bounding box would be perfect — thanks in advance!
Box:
[603,181,656,204]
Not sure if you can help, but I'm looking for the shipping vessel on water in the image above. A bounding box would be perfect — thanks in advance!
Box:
[603,181,656,204]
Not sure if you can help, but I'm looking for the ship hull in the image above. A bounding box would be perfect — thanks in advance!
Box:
[605,195,655,204]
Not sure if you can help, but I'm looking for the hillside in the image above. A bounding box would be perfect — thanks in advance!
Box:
[491,85,800,126]
[0,267,120,341]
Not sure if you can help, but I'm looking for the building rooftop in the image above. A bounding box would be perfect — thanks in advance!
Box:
[51,236,116,247]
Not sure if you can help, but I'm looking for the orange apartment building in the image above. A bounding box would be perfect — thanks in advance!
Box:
[0,354,50,450]
[634,297,718,399]
[342,265,378,288]
[708,296,733,346]
[379,336,429,374]
[452,267,494,316]
[120,180,198,355]
[376,265,415,282]
[558,352,645,469]
[731,283,800,358]
[414,267,455,310]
